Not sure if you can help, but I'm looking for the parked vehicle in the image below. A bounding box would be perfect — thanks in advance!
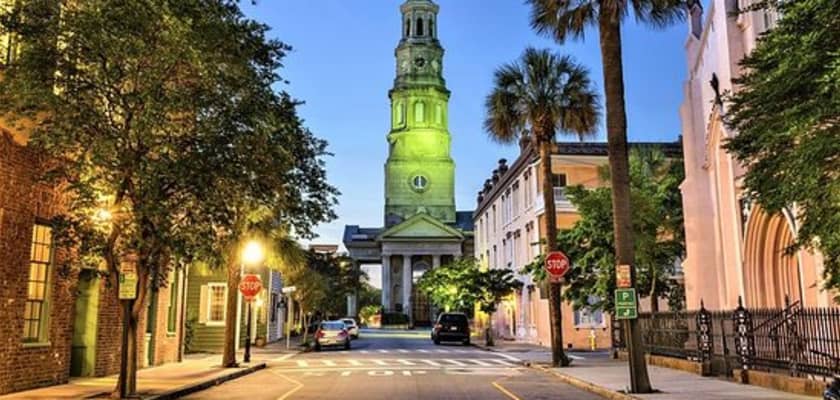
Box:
[314,321,351,351]
[341,318,360,339]
[431,312,470,345]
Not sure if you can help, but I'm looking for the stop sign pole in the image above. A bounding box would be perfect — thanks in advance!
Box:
[239,274,263,363]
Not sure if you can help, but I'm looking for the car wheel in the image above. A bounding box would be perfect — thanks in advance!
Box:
[462,338,470,346]
[314,344,321,352]
[344,340,351,350]
[434,339,440,345]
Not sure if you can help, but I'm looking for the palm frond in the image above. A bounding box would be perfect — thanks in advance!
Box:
[527,0,599,43]
[631,0,688,29]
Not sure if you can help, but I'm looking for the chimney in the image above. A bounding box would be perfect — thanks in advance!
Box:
[498,158,508,175]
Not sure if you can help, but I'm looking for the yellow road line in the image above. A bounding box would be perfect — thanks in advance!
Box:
[492,376,522,400]
[272,371,304,400]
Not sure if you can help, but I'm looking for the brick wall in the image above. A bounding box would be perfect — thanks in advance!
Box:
[0,132,75,395]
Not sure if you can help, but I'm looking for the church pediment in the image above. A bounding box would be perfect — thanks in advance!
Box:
[378,212,463,241]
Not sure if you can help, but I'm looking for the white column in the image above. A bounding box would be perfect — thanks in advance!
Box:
[432,254,441,269]
[402,255,412,323]
[381,255,391,312]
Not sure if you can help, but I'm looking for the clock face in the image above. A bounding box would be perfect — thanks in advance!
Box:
[414,57,426,68]
[410,175,429,192]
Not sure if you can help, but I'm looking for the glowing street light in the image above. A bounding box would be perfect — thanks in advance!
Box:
[242,240,265,266]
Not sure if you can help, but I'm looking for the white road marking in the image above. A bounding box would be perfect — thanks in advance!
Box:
[493,352,522,362]
[373,359,388,366]
[296,360,309,368]
[568,354,584,360]
[322,360,337,366]
[434,349,450,353]
[368,370,394,376]
[416,349,429,353]
[467,359,492,366]
[359,350,370,354]
[398,349,410,353]
[273,354,296,362]
[348,359,362,366]
[443,359,466,366]
[377,349,389,353]
[340,371,351,377]
[420,359,441,366]
[489,359,516,367]
[397,359,416,366]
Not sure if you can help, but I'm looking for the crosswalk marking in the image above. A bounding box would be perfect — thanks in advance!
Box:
[489,359,516,367]
[434,349,449,353]
[373,359,388,366]
[359,350,370,354]
[443,359,466,366]
[322,360,337,366]
[297,360,309,367]
[416,349,429,353]
[377,349,389,354]
[420,359,441,366]
[467,359,491,366]
[348,359,362,366]
[397,349,410,353]
[397,359,416,366]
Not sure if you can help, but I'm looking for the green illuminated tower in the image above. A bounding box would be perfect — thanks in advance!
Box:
[384,0,455,227]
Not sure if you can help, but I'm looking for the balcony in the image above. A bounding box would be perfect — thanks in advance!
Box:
[534,186,576,214]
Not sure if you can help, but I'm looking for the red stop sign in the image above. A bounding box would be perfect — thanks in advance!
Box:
[239,274,263,301]
[545,251,571,282]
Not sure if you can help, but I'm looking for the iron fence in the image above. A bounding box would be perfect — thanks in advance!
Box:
[613,298,840,379]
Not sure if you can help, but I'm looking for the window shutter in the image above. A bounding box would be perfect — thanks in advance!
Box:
[198,285,208,323]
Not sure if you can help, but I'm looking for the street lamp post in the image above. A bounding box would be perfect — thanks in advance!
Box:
[244,299,253,363]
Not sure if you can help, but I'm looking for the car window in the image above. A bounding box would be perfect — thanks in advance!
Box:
[342,319,355,325]
[439,314,467,324]
[321,322,345,330]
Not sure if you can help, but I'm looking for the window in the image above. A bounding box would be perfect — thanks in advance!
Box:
[24,224,53,342]
[491,205,496,233]
[552,173,567,188]
[512,181,520,215]
[405,19,411,37]
[435,104,443,124]
[270,293,278,323]
[206,283,227,324]
[429,20,435,37]
[524,170,532,207]
[166,269,179,333]
[416,17,424,36]
[414,101,425,122]
[394,101,405,126]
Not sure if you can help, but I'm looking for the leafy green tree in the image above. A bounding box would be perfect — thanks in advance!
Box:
[484,47,600,367]
[472,268,521,346]
[528,0,686,388]
[523,149,685,314]
[417,258,481,314]
[723,0,840,302]
[0,0,336,393]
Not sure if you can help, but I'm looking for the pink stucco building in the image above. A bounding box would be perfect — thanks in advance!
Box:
[679,0,833,311]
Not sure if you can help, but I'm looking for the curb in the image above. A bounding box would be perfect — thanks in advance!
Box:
[145,363,267,400]
[531,364,641,400]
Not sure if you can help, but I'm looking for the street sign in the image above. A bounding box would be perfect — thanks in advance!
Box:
[616,264,632,288]
[615,288,638,320]
[544,251,571,282]
[281,286,297,294]
[239,274,263,302]
[118,262,138,300]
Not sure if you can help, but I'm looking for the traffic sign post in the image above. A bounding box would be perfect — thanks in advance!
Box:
[615,288,638,320]
[282,286,297,349]
[239,274,262,363]
[119,263,138,300]
[544,251,571,283]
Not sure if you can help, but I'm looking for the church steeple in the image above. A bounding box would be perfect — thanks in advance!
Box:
[384,0,455,227]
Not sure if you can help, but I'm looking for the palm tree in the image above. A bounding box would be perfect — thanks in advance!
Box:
[484,47,600,367]
[527,0,687,392]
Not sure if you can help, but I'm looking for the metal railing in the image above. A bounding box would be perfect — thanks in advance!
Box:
[613,298,840,379]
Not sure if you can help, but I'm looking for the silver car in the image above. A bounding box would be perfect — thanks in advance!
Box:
[314,321,351,351]
[341,318,359,339]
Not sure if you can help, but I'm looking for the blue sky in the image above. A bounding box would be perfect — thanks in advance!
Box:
[241,1,690,247]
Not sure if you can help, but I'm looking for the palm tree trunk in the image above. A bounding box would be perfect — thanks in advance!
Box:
[222,260,240,367]
[539,139,570,367]
[598,13,652,393]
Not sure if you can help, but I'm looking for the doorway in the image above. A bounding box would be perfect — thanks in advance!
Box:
[70,270,100,377]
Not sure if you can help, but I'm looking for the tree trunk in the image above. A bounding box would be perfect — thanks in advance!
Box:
[539,140,570,367]
[486,312,495,347]
[115,259,149,399]
[598,13,652,393]
[301,308,310,345]
[222,260,240,368]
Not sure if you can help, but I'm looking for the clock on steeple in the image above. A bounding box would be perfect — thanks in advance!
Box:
[384,0,454,227]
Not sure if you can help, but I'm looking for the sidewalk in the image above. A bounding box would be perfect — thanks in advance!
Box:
[473,339,820,400]
[0,340,302,400]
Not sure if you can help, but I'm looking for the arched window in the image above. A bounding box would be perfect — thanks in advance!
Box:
[405,19,411,37]
[429,20,435,38]
[435,104,443,124]
[416,17,424,36]
[395,102,405,125]
[414,101,425,123]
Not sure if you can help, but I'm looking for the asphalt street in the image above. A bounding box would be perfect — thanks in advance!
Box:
[185,329,604,400]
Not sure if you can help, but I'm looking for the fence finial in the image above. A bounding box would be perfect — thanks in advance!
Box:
[700,299,705,309]
[737,296,744,308]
